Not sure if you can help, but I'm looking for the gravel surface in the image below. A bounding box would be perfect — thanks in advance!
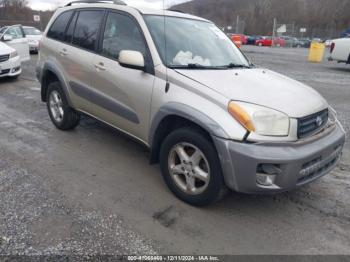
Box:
[0,47,349,256]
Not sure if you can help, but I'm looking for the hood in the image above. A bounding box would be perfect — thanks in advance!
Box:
[175,68,328,118]
[0,41,15,55]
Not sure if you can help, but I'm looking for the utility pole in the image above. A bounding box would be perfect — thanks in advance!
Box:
[235,15,239,33]
[272,18,276,47]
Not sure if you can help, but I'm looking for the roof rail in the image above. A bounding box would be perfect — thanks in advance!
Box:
[65,0,127,7]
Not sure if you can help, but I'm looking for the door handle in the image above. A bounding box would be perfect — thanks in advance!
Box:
[59,48,68,56]
[94,62,106,71]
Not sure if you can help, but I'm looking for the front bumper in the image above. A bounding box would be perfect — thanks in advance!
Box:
[0,56,21,78]
[213,123,345,193]
[29,42,39,52]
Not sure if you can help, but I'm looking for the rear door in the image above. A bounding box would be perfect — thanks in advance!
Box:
[1,25,30,62]
[49,9,105,114]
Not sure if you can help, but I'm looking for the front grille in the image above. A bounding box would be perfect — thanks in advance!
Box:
[298,109,328,138]
[0,69,10,75]
[0,54,10,63]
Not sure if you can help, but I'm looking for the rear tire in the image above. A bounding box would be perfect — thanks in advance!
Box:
[159,127,227,206]
[46,81,80,130]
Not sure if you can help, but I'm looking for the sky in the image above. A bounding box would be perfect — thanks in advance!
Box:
[28,0,190,10]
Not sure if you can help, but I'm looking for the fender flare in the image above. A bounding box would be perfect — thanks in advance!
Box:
[149,102,229,164]
[40,62,73,106]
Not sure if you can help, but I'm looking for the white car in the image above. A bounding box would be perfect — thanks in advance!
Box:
[0,41,21,79]
[23,26,42,53]
[328,38,350,64]
[0,25,30,62]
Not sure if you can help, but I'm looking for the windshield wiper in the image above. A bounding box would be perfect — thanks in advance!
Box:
[169,63,223,70]
[224,63,251,69]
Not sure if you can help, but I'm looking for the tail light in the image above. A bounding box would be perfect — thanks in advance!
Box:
[330,42,335,53]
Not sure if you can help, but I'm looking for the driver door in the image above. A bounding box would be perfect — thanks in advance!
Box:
[2,26,30,62]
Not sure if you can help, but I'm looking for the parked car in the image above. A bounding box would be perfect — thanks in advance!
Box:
[298,38,311,48]
[328,38,350,64]
[255,36,286,47]
[0,40,21,79]
[37,0,345,206]
[340,28,350,38]
[312,38,322,43]
[23,26,42,54]
[247,35,262,45]
[0,25,30,62]
[280,36,299,47]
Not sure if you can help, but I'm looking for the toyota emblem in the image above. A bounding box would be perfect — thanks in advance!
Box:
[316,116,323,127]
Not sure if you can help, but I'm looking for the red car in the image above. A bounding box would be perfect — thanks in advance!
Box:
[255,36,286,47]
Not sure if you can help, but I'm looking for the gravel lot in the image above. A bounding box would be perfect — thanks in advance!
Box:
[0,46,349,256]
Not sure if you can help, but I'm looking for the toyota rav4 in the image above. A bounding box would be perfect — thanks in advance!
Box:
[36,0,345,206]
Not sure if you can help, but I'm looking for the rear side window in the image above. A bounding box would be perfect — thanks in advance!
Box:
[47,11,73,41]
[72,10,104,51]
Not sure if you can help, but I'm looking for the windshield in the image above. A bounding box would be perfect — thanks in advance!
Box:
[23,27,42,35]
[0,27,8,36]
[144,15,250,69]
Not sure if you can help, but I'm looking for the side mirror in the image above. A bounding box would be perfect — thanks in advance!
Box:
[3,34,13,41]
[119,50,145,71]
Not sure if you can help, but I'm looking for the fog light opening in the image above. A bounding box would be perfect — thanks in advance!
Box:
[256,173,276,186]
[256,164,281,187]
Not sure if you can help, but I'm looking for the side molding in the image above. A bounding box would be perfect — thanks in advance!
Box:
[70,81,140,124]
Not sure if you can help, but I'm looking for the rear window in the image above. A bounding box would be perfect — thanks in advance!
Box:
[47,11,74,41]
[72,10,104,51]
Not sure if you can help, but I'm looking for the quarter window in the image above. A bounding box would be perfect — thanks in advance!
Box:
[47,11,73,41]
[72,10,104,51]
[102,12,146,59]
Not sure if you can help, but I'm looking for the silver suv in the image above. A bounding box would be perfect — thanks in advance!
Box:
[37,0,345,206]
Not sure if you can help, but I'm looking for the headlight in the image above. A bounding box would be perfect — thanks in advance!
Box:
[9,51,18,58]
[228,101,290,136]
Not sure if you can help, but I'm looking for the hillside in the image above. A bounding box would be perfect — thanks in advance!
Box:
[172,0,350,38]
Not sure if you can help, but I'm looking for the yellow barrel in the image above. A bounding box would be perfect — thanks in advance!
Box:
[308,42,326,63]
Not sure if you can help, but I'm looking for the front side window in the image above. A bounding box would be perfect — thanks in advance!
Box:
[72,10,104,51]
[144,15,250,69]
[102,12,146,60]
[47,11,73,41]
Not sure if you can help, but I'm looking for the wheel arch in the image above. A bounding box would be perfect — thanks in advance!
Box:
[149,102,229,164]
[40,62,72,106]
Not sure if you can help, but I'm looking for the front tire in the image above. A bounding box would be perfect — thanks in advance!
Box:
[159,127,226,206]
[46,81,80,130]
